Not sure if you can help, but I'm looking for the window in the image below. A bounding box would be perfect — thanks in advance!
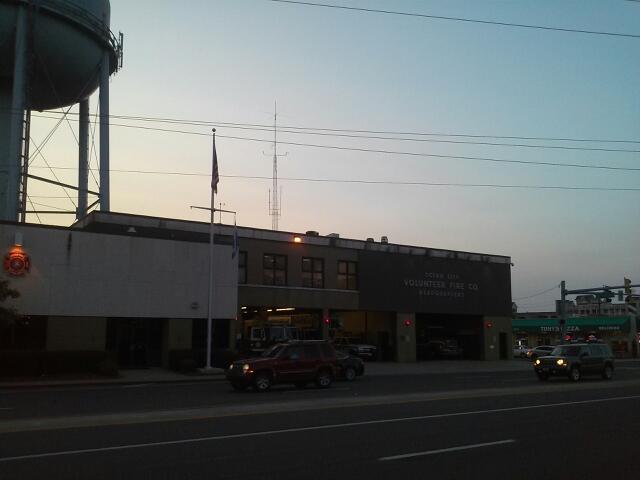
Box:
[263,254,287,286]
[238,251,247,284]
[284,345,303,360]
[302,257,324,288]
[337,261,358,290]
[303,344,320,359]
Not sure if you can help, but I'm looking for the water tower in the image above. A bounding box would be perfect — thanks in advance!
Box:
[0,0,123,222]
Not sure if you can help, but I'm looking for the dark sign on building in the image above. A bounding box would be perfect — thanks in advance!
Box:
[358,251,511,316]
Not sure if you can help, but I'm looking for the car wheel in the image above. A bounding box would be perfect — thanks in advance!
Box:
[294,381,307,389]
[343,366,357,382]
[230,381,247,392]
[602,364,613,380]
[536,372,549,381]
[569,367,581,382]
[253,373,272,392]
[315,369,333,388]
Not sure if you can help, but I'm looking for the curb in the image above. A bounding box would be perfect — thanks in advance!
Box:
[0,375,227,390]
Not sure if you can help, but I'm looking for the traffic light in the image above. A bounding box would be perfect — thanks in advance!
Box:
[403,319,412,327]
[624,277,632,295]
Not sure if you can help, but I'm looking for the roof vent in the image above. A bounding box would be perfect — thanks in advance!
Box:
[327,233,340,238]
[366,237,375,242]
[306,230,319,236]
[381,236,388,244]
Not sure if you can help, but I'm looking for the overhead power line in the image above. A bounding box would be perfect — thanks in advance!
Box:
[513,284,560,301]
[266,0,640,39]
[32,110,640,145]
[215,134,640,173]
[202,125,640,154]
[23,165,640,192]
[26,115,640,173]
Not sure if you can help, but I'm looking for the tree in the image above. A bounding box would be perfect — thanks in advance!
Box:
[0,279,20,325]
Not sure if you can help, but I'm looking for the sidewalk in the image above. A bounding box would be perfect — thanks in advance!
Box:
[0,368,226,389]
[2,358,637,389]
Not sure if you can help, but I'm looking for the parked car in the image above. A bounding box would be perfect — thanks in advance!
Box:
[513,344,531,358]
[226,340,337,392]
[419,340,464,360]
[332,337,377,360]
[335,351,364,381]
[526,345,555,361]
[247,325,300,353]
[533,343,614,382]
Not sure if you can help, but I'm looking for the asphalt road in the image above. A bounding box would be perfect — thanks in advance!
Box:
[2,362,640,420]
[1,366,640,479]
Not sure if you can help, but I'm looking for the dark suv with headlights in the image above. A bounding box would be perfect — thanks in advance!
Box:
[226,341,337,392]
[533,343,614,382]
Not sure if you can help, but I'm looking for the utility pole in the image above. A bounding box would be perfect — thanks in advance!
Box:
[559,279,639,343]
[264,102,287,231]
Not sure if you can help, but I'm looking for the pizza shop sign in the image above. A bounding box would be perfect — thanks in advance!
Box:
[538,325,623,333]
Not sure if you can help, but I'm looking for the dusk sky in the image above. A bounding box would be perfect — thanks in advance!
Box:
[28,0,640,311]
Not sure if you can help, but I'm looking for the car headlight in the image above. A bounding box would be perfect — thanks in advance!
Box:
[534,359,541,365]
[556,359,565,366]
[229,363,234,370]
[242,364,250,372]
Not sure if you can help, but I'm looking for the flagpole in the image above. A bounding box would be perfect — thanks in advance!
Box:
[205,128,216,371]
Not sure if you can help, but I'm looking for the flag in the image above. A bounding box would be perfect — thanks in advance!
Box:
[232,217,239,259]
[211,130,219,193]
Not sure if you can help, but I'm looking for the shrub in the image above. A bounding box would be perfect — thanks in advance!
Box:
[0,350,41,377]
[177,357,197,372]
[0,350,116,377]
[94,358,119,377]
[212,349,240,369]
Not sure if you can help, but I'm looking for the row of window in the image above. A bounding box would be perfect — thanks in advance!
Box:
[237,252,357,290]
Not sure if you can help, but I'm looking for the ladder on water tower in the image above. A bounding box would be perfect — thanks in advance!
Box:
[17,110,31,223]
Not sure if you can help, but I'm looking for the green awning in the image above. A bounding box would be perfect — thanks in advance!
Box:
[512,316,631,334]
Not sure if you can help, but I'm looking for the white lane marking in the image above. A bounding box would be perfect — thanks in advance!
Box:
[0,394,638,463]
[379,439,516,461]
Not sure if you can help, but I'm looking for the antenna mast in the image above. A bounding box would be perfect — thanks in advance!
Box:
[265,101,287,231]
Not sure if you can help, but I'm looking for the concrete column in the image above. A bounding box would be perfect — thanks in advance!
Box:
[162,319,193,367]
[99,50,110,211]
[482,316,513,361]
[77,98,89,219]
[5,6,28,221]
[322,308,329,340]
[229,317,239,351]
[395,312,416,362]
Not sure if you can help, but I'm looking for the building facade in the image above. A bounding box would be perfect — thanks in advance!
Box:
[1,212,514,368]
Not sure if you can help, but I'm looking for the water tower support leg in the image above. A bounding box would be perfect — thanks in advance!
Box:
[99,51,110,211]
[6,6,28,221]
[77,99,89,219]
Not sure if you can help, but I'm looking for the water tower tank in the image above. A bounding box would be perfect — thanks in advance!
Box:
[0,0,120,108]
[0,0,122,221]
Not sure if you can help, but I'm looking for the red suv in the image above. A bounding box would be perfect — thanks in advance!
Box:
[226,341,337,392]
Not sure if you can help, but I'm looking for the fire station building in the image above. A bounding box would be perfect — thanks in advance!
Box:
[0,212,513,368]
